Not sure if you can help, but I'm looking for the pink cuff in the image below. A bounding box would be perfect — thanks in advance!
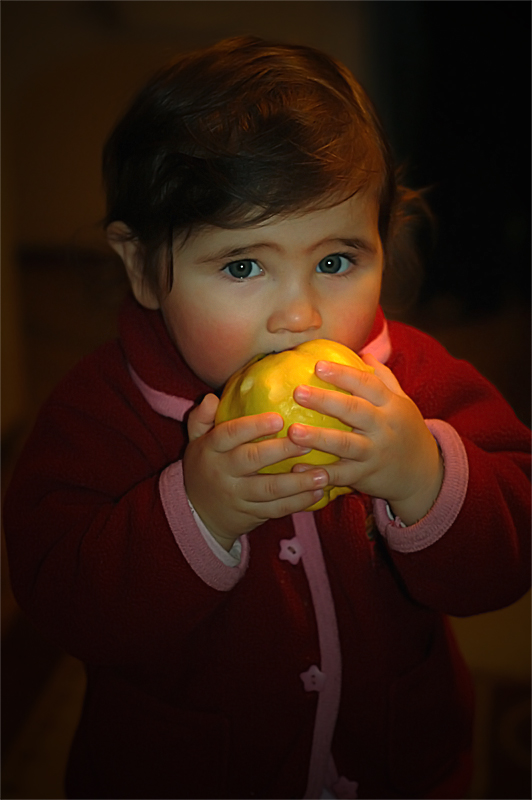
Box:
[159,461,249,590]
[373,420,469,553]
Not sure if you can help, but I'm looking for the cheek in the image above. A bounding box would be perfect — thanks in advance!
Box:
[327,297,380,351]
[336,313,374,349]
[195,319,247,360]
[174,308,257,386]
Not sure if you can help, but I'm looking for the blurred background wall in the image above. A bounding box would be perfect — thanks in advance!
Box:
[3,1,530,279]
[1,1,373,250]
[2,0,530,436]
[1,2,530,798]
[1,0,373,440]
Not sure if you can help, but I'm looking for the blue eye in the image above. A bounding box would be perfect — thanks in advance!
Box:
[223,259,262,280]
[316,254,353,274]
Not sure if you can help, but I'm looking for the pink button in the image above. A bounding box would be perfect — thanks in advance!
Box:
[279,537,304,565]
[300,664,326,692]
[333,776,359,799]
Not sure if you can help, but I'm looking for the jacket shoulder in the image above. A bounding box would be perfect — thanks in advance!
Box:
[386,318,530,447]
[46,338,129,408]
[387,319,488,397]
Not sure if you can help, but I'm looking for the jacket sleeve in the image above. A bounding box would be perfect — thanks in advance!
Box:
[2,357,249,666]
[373,323,531,616]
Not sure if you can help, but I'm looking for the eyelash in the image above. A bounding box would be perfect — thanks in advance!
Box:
[222,252,359,281]
[222,259,262,280]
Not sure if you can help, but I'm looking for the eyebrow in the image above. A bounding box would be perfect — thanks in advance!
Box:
[313,237,377,256]
[197,236,376,264]
[198,242,282,264]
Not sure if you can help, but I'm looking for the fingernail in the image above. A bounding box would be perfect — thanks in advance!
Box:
[295,385,310,402]
[291,424,308,439]
[268,414,284,431]
[312,471,328,487]
[316,360,333,376]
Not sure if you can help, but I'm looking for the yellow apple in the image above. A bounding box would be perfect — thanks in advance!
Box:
[215,339,374,510]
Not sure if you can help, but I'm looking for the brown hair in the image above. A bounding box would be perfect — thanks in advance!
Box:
[103,35,425,299]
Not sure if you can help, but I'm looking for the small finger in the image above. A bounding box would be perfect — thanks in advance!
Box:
[263,488,326,518]
[314,360,387,405]
[288,423,367,462]
[293,384,374,431]
[244,468,329,503]
[292,455,362,493]
[243,483,327,517]
[237,436,313,474]
[291,462,315,473]
[213,412,283,452]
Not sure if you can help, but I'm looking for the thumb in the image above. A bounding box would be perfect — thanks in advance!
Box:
[187,393,219,442]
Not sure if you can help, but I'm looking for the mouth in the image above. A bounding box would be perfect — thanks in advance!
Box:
[264,348,292,358]
[267,338,324,356]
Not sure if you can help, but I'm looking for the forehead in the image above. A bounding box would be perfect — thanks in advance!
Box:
[174,191,381,260]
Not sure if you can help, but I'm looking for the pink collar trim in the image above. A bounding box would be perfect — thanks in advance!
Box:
[360,317,391,363]
[128,364,194,422]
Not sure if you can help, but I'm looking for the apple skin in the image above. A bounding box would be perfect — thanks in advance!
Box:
[215,339,373,510]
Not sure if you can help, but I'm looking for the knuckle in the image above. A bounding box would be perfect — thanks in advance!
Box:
[224,417,243,439]
[346,395,359,415]
[244,442,263,469]
[282,438,300,457]
[263,476,281,500]
[314,387,325,403]
[338,430,353,454]
[186,413,201,441]
[269,498,294,519]
[357,369,373,390]
[210,430,231,457]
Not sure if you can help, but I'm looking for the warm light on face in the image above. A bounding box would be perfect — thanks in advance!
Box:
[157,192,384,389]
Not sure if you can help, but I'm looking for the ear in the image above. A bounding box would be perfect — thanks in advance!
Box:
[107,221,160,310]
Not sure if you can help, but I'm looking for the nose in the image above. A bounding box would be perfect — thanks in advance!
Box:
[267,283,322,334]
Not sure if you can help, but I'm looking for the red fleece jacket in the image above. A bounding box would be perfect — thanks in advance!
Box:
[3,296,530,799]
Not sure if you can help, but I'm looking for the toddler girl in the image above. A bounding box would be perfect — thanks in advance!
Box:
[4,36,530,800]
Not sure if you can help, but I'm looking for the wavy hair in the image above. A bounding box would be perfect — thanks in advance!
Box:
[103,35,427,300]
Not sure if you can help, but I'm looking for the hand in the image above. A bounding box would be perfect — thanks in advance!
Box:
[183,394,329,550]
[289,354,444,526]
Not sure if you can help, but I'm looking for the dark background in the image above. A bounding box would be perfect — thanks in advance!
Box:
[2,3,530,799]
[367,1,531,315]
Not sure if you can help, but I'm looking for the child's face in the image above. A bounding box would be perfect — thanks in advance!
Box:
[147,192,383,389]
